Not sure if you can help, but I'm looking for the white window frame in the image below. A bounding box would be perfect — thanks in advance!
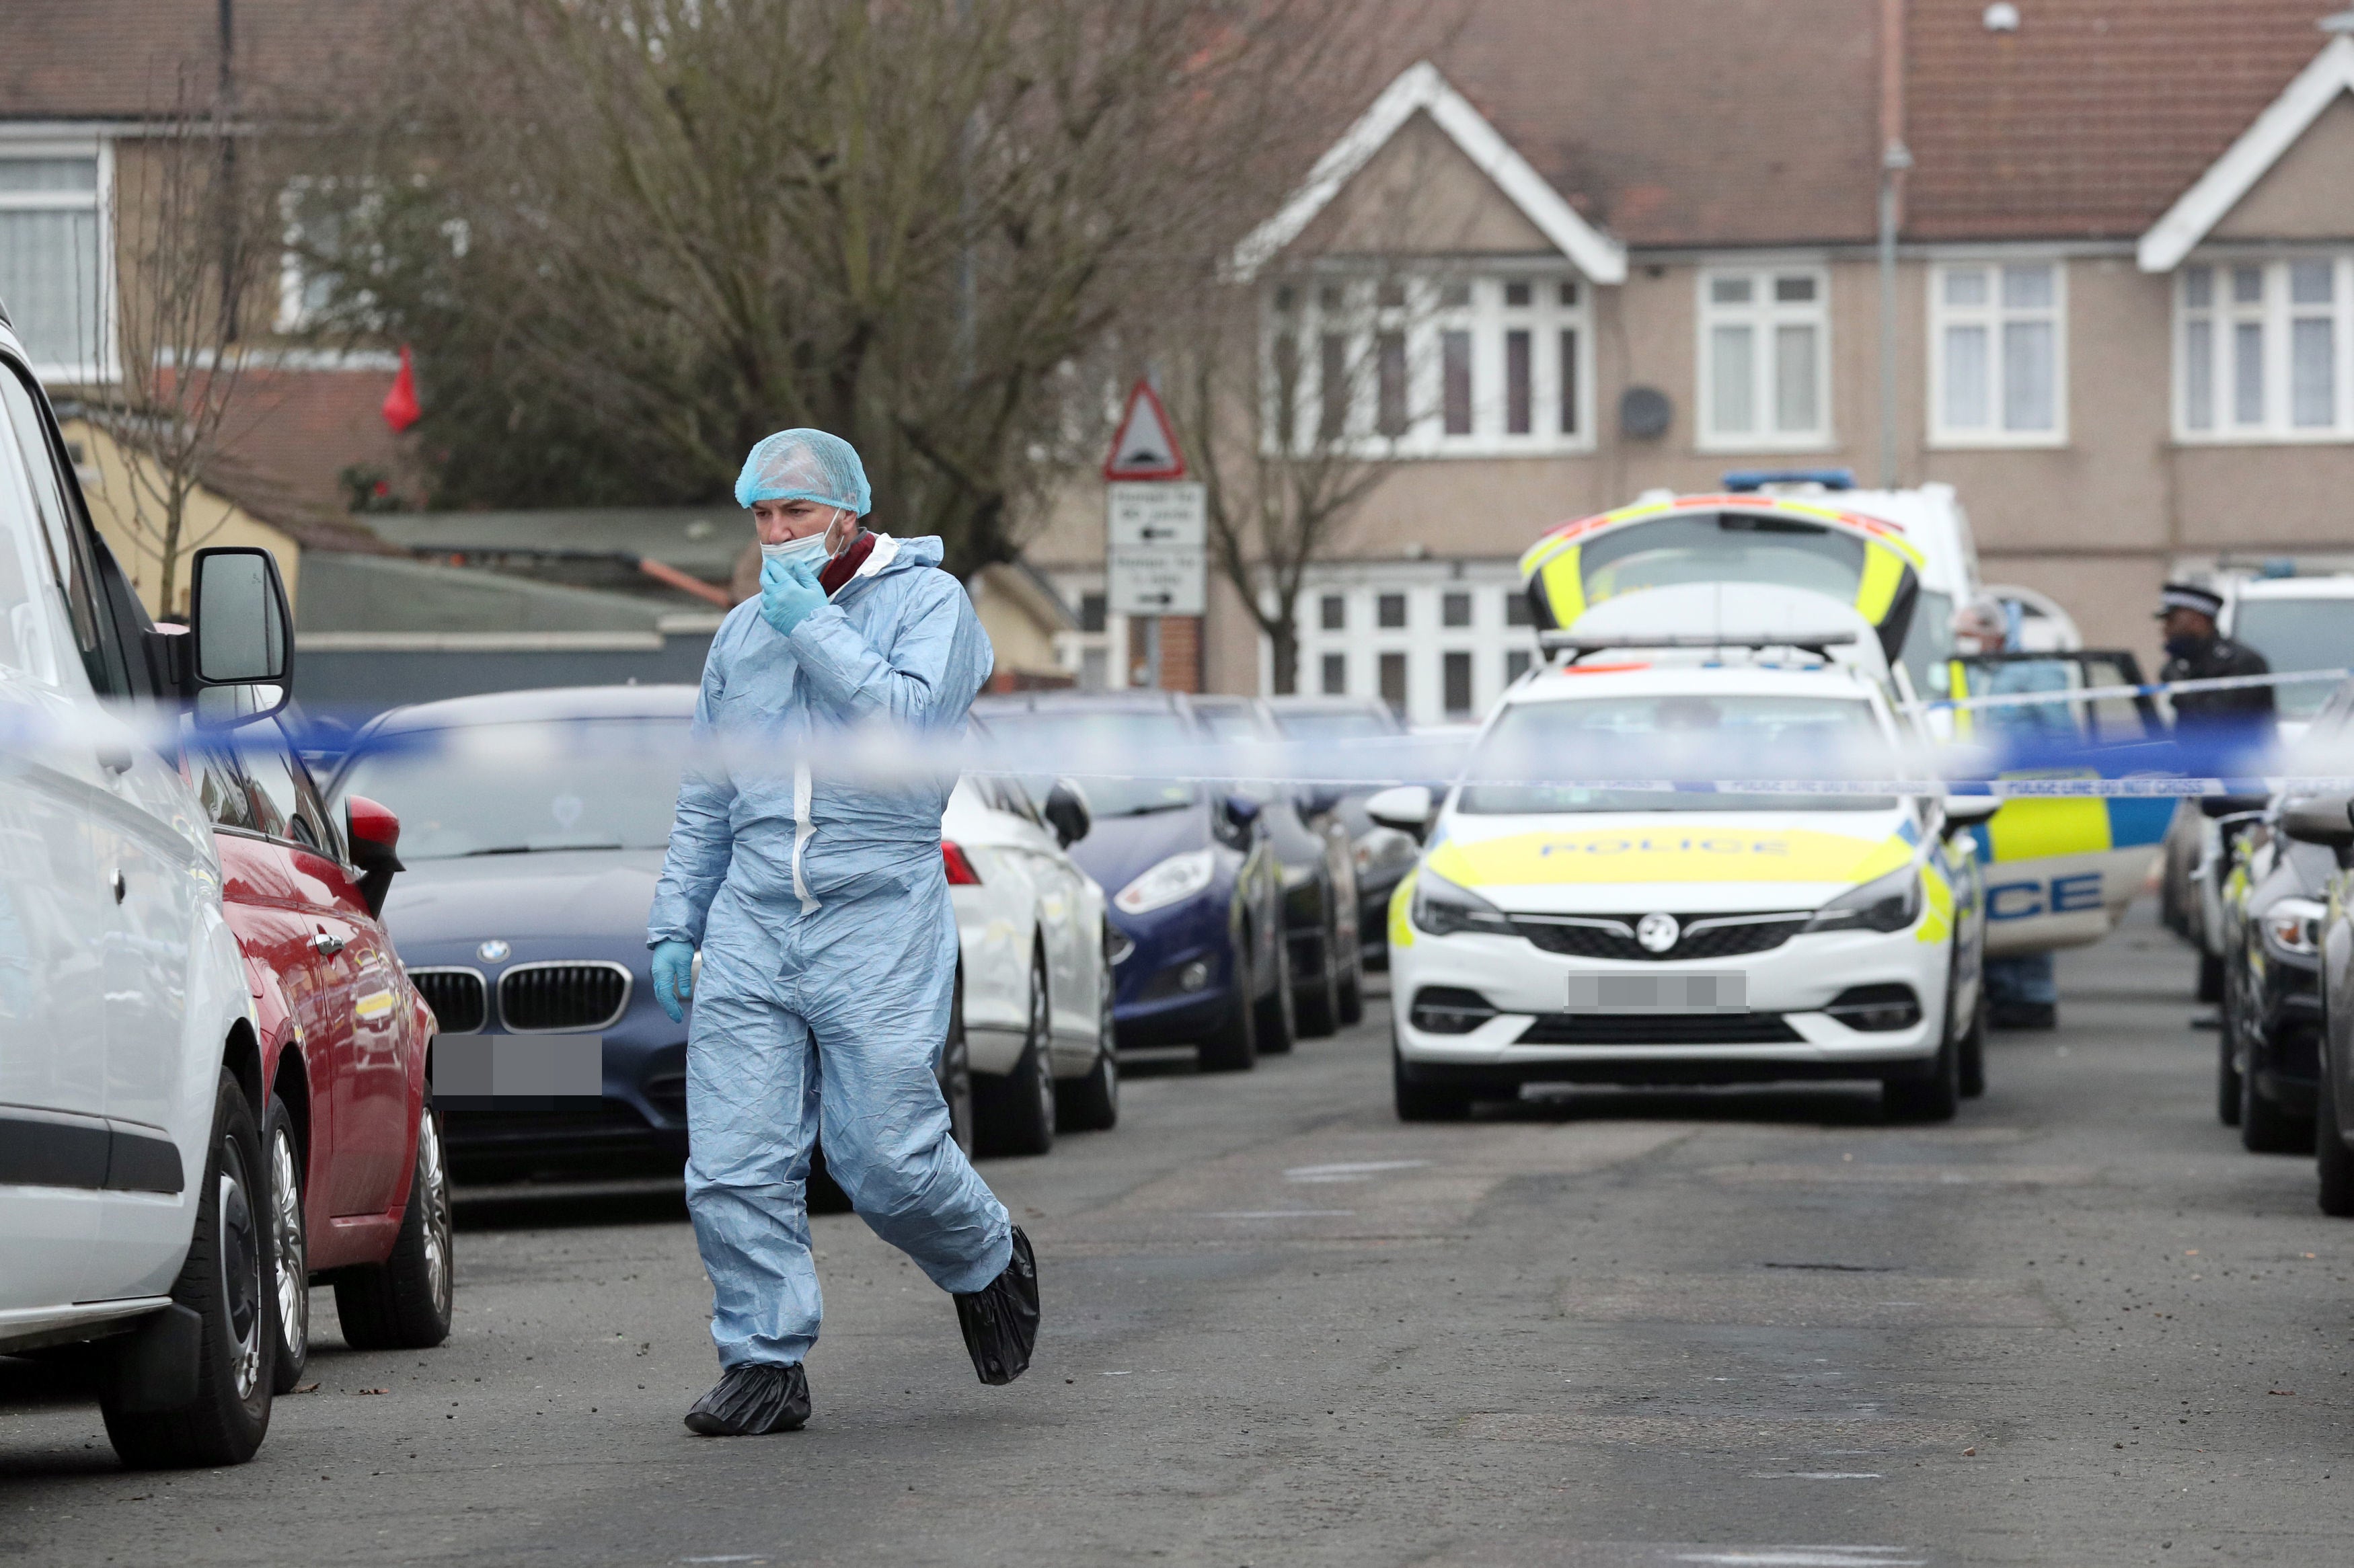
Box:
[1696,263,1832,453]
[1927,260,2067,448]
[1266,564,1529,722]
[1260,266,1595,460]
[0,136,118,384]
[2174,253,2354,444]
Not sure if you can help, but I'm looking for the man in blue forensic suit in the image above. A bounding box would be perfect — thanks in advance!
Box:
[647,429,1038,1436]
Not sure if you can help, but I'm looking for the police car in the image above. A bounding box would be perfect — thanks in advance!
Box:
[1373,606,1991,1124]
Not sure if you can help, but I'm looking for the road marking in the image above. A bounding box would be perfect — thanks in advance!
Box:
[1747,1473,1884,1481]
[1284,1159,1431,1183]
[1204,1208,1356,1219]
[1673,1554,1922,1567]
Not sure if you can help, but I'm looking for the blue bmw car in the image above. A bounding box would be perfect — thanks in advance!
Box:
[971,692,1291,1070]
[326,687,704,1180]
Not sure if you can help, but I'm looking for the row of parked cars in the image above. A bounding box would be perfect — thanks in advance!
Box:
[323,684,1410,1194]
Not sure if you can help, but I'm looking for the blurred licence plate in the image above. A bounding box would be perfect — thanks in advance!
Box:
[1565,973,1746,1013]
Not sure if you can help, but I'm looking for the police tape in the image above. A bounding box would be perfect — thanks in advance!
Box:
[1926,664,2350,712]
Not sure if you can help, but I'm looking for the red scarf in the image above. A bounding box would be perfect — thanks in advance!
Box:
[820,528,876,597]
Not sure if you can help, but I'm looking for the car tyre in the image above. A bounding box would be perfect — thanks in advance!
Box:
[334,1085,455,1350]
[1392,1035,1470,1122]
[101,1070,272,1468]
[1955,979,1988,1101]
[2317,1063,2354,1216]
[1197,940,1258,1074]
[1883,1031,1960,1124]
[2239,1046,2307,1154]
[976,943,1055,1157]
[2197,951,2224,1004]
[940,960,977,1157]
[1293,892,1343,1039]
[1254,935,1297,1056]
[2217,959,2246,1126]
[1336,935,1366,1028]
[263,1094,309,1395]
[1055,935,1119,1132]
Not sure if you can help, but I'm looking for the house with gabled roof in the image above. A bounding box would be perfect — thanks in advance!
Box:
[1029,1,2354,719]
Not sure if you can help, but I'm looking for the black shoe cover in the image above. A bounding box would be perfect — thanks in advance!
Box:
[954,1226,1039,1385]
[684,1362,810,1436]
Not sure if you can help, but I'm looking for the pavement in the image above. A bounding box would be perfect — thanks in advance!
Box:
[5,902,2352,1565]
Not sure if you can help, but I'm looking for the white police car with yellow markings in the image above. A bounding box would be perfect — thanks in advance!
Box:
[1373,652,1992,1124]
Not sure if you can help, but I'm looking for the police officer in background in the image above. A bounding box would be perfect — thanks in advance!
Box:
[2156,582,2275,754]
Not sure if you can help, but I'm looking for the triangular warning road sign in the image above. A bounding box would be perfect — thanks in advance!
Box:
[1102,379,1187,480]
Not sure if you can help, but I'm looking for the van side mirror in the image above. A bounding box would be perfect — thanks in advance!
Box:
[2280,796,2354,850]
[345,794,405,919]
[1366,784,1435,841]
[1042,779,1092,849]
[188,547,293,728]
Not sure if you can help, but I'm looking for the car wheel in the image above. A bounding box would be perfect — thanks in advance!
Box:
[2198,951,2224,1004]
[2318,1064,2354,1216]
[1392,1034,1469,1122]
[1884,1029,1960,1124]
[1955,978,1988,1101]
[1197,936,1258,1074]
[1293,894,1342,1039]
[263,1095,309,1395]
[101,1069,272,1468]
[2218,954,2246,1125]
[1336,935,1366,1028]
[1054,935,1120,1132]
[939,960,976,1157]
[2240,1046,2307,1154]
[1254,933,1297,1056]
[334,1085,455,1350]
[977,943,1055,1157]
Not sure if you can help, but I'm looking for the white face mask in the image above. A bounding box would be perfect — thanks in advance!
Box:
[758,508,847,567]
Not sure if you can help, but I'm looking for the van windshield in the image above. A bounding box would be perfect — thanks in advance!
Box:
[2230,598,2354,720]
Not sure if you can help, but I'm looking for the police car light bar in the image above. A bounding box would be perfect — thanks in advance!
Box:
[1537,629,1860,660]
[1720,467,1856,493]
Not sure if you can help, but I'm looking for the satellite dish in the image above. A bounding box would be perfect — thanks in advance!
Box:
[1620,386,1672,440]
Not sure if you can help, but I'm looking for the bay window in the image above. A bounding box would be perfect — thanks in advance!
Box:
[1930,262,2065,445]
[2177,257,2354,442]
[1263,269,1593,456]
[1698,266,1829,451]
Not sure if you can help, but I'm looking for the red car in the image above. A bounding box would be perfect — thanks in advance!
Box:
[183,714,452,1389]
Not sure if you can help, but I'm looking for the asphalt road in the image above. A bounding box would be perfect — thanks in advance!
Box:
[7,904,2354,1566]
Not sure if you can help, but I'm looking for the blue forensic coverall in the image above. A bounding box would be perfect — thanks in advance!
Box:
[647,533,1012,1368]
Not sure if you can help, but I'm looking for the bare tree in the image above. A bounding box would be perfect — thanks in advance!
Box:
[92,86,279,615]
[307,0,1421,574]
[1178,264,1441,695]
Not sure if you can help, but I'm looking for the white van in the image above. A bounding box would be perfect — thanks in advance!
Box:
[0,315,296,1466]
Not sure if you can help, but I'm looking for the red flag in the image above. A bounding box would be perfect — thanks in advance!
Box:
[381,345,421,434]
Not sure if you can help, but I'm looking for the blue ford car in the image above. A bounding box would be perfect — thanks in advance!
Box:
[327,687,703,1181]
[971,692,1290,1070]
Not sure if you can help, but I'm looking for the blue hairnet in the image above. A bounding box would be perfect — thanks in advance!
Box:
[734,428,872,514]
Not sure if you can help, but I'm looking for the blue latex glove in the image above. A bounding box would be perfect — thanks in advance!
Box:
[759,553,827,637]
[651,940,696,1023]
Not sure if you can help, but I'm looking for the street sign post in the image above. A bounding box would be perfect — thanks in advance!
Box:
[1102,379,1206,687]
[1106,483,1205,615]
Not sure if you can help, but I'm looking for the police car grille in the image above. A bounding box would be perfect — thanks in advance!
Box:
[411,970,487,1034]
[1517,1012,1803,1046]
[499,964,630,1032]
[1513,914,1806,962]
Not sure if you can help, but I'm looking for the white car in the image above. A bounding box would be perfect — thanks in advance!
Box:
[942,759,1117,1154]
[1376,650,1991,1124]
[0,319,296,1466]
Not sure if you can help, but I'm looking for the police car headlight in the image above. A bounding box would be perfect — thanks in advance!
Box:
[1411,869,1515,937]
[1804,867,1922,935]
[2263,897,2325,957]
[1115,849,1216,914]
